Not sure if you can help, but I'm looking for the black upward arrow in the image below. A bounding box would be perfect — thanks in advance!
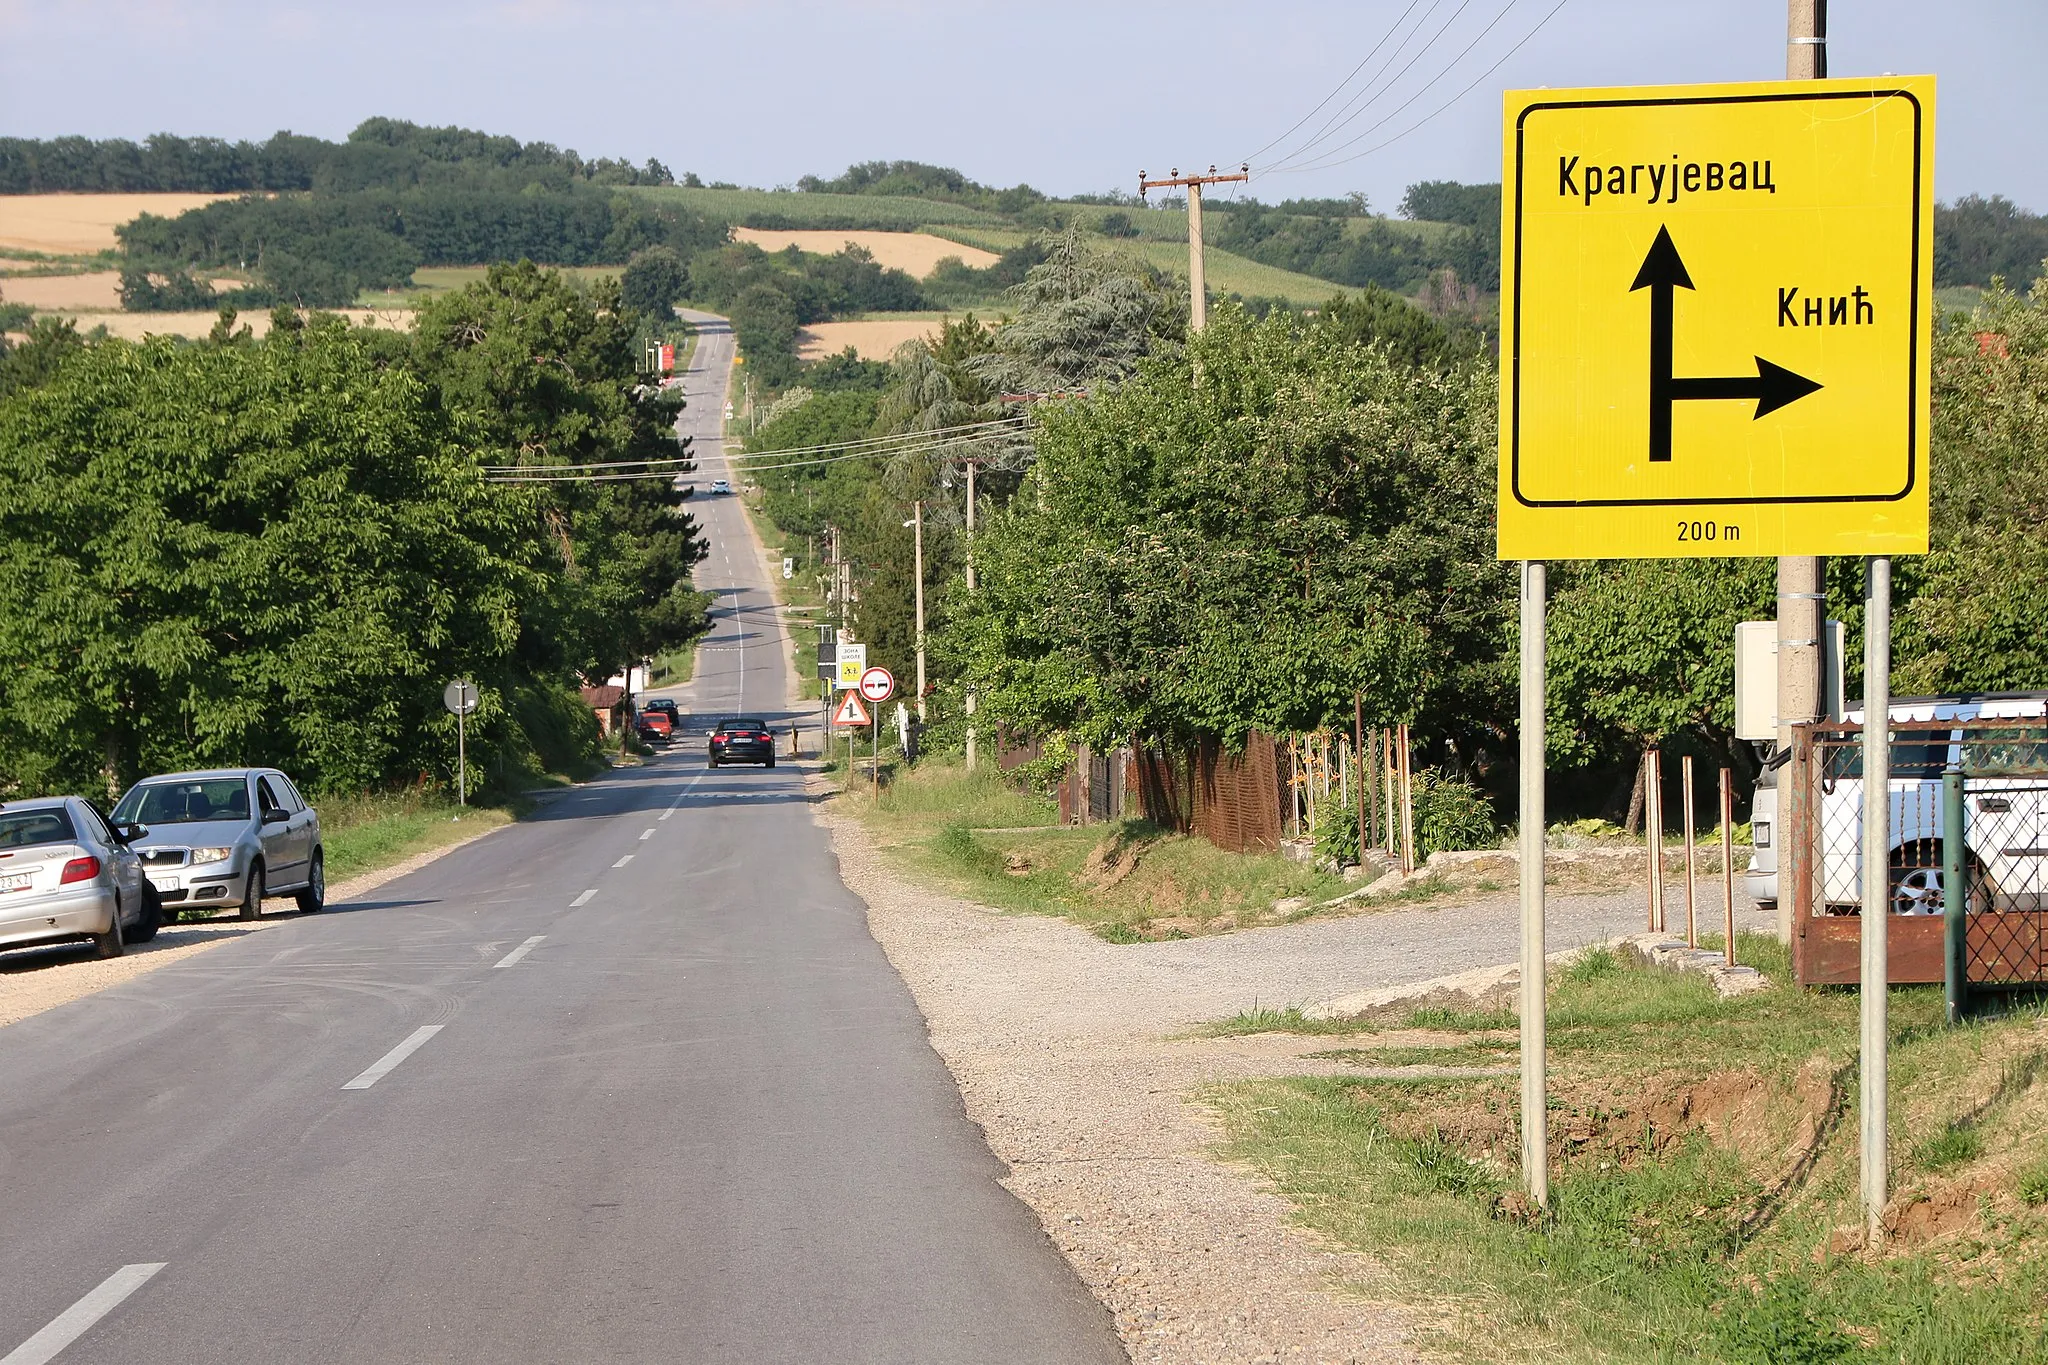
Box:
[1630,225,1823,463]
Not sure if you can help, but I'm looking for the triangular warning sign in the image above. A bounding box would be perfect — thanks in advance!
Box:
[831,690,871,727]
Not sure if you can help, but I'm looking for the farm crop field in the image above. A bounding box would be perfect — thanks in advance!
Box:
[918,224,1350,307]
[630,185,1008,229]
[733,227,999,276]
[0,191,240,255]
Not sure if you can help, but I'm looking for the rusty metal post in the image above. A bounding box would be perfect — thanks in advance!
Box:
[1683,755,1699,946]
[1721,766,1738,968]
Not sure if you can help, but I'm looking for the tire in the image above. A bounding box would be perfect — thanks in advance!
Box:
[130,883,163,944]
[297,851,325,914]
[708,755,719,769]
[1889,842,1992,917]
[93,895,127,958]
[765,754,776,769]
[240,863,265,921]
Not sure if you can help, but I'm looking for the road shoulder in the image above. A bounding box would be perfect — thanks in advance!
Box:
[815,792,1425,1365]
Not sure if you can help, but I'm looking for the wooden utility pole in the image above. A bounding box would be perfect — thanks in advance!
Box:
[1139,164,1247,332]
[964,460,978,771]
[911,500,927,722]
[1777,0,1827,943]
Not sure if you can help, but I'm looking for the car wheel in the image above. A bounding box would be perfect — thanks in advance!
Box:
[93,895,127,958]
[130,882,164,944]
[765,754,776,769]
[708,755,719,769]
[297,851,325,914]
[240,863,266,921]
[1889,843,1992,917]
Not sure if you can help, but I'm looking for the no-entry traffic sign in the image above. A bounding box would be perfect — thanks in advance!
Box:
[858,667,895,703]
[1498,77,1934,559]
[831,691,871,728]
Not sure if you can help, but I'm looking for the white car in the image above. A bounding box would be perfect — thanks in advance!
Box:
[0,796,160,958]
[709,479,732,495]
[1748,692,2048,914]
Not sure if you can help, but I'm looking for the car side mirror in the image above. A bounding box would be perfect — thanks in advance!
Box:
[118,823,148,842]
[261,808,290,825]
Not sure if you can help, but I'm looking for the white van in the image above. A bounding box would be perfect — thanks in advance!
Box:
[1747,692,2048,914]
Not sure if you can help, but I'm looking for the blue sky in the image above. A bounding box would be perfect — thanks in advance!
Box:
[3,1,2041,211]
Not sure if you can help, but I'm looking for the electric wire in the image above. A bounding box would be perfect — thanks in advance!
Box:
[1237,0,1430,169]
[477,416,1025,473]
[1259,0,1485,174]
[1265,0,1570,176]
[484,427,1030,484]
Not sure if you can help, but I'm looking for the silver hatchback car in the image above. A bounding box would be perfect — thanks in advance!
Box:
[112,768,324,920]
[0,796,160,958]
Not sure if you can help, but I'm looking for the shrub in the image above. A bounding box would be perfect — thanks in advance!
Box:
[1411,766,1496,857]
[1312,789,1359,865]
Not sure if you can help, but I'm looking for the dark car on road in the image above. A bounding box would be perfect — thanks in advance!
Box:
[643,697,682,729]
[708,718,776,769]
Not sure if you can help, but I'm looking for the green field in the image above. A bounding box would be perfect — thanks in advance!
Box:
[355,263,621,308]
[920,224,1347,307]
[628,185,1008,229]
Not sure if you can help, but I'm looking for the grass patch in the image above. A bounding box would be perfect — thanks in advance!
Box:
[1208,945,2048,1363]
[1310,1042,1517,1069]
[315,789,517,884]
[854,758,1349,939]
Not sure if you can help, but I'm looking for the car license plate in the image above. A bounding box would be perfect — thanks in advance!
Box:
[0,872,31,893]
[149,876,178,893]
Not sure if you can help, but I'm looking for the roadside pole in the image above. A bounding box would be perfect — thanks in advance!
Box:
[1519,561,1549,1209]
[1138,165,1247,333]
[1860,555,1893,1237]
[457,707,467,807]
[1776,0,1828,945]
[965,462,978,771]
[912,501,927,723]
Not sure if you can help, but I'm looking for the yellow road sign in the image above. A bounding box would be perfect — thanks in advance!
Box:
[1498,77,1934,560]
[834,643,867,689]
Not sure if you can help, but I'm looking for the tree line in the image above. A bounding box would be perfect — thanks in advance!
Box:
[0,118,674,195]
[0,265,710,801]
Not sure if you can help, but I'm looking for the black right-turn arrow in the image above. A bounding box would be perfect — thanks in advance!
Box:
[1630,226,1823,462]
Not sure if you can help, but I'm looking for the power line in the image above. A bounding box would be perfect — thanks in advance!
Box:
[1261,0,1470,174]
[1266,0,1570,176]
[1237,0,1430,169]
[477,416,1026,476]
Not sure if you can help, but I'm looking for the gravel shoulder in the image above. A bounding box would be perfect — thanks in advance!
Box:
[0,822,507,1030]
[818,788,1780,1364]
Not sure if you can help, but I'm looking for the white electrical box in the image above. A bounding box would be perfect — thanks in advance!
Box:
[1734,619,1845,741]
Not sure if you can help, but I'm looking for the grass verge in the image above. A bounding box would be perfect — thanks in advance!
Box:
[849,758,1350,940]
[311,789,519,885]
[1208,942,2048,1363]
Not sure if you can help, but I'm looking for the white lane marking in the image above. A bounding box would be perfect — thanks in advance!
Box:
[639,828,655,841]
[612,855,634,868]
[493,935,545,969]
[1,1263,166,1365]
[342,1025,444,1090]
[571,889,597,908]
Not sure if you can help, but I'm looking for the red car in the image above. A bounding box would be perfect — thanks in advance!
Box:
[636,709,674,745]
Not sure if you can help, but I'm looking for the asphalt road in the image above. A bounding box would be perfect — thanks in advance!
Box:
[0,314,1124,1364]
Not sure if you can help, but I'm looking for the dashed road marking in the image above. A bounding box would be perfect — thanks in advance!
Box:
[640,829,655,841]
[342,1025,443,1090]
[493,935,546,969]
[571,889,598,908]
[1,1263,166,1365]
[612,855,634,868]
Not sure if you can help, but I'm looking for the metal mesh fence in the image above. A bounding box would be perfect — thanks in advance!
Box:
[1789,720,2048,988]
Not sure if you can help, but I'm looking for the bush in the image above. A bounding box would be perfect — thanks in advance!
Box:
[1312,789,1359,866]
[1411,767,1495,857]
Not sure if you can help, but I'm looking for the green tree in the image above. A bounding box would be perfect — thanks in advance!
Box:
[409,262,709,682]
[1895,273,2048,692]
[967,230,1188,395]
[947,305,1506,755]
[0,321,552,797]
[620,245,687,319]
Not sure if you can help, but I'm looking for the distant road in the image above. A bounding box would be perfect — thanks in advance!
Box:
[0,311,1125,1364]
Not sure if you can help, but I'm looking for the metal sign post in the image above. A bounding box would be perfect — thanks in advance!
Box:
[1518,561,1548,1210]
[442,680,480,806]
[1860,555,1893,1236]
[858,668,896,802]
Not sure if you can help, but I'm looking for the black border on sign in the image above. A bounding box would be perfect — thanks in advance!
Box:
[1510,87,1923,509]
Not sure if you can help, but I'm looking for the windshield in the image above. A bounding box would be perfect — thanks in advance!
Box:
[0,808,77,850]
[113,778,251,825]
[720,719,768,732]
